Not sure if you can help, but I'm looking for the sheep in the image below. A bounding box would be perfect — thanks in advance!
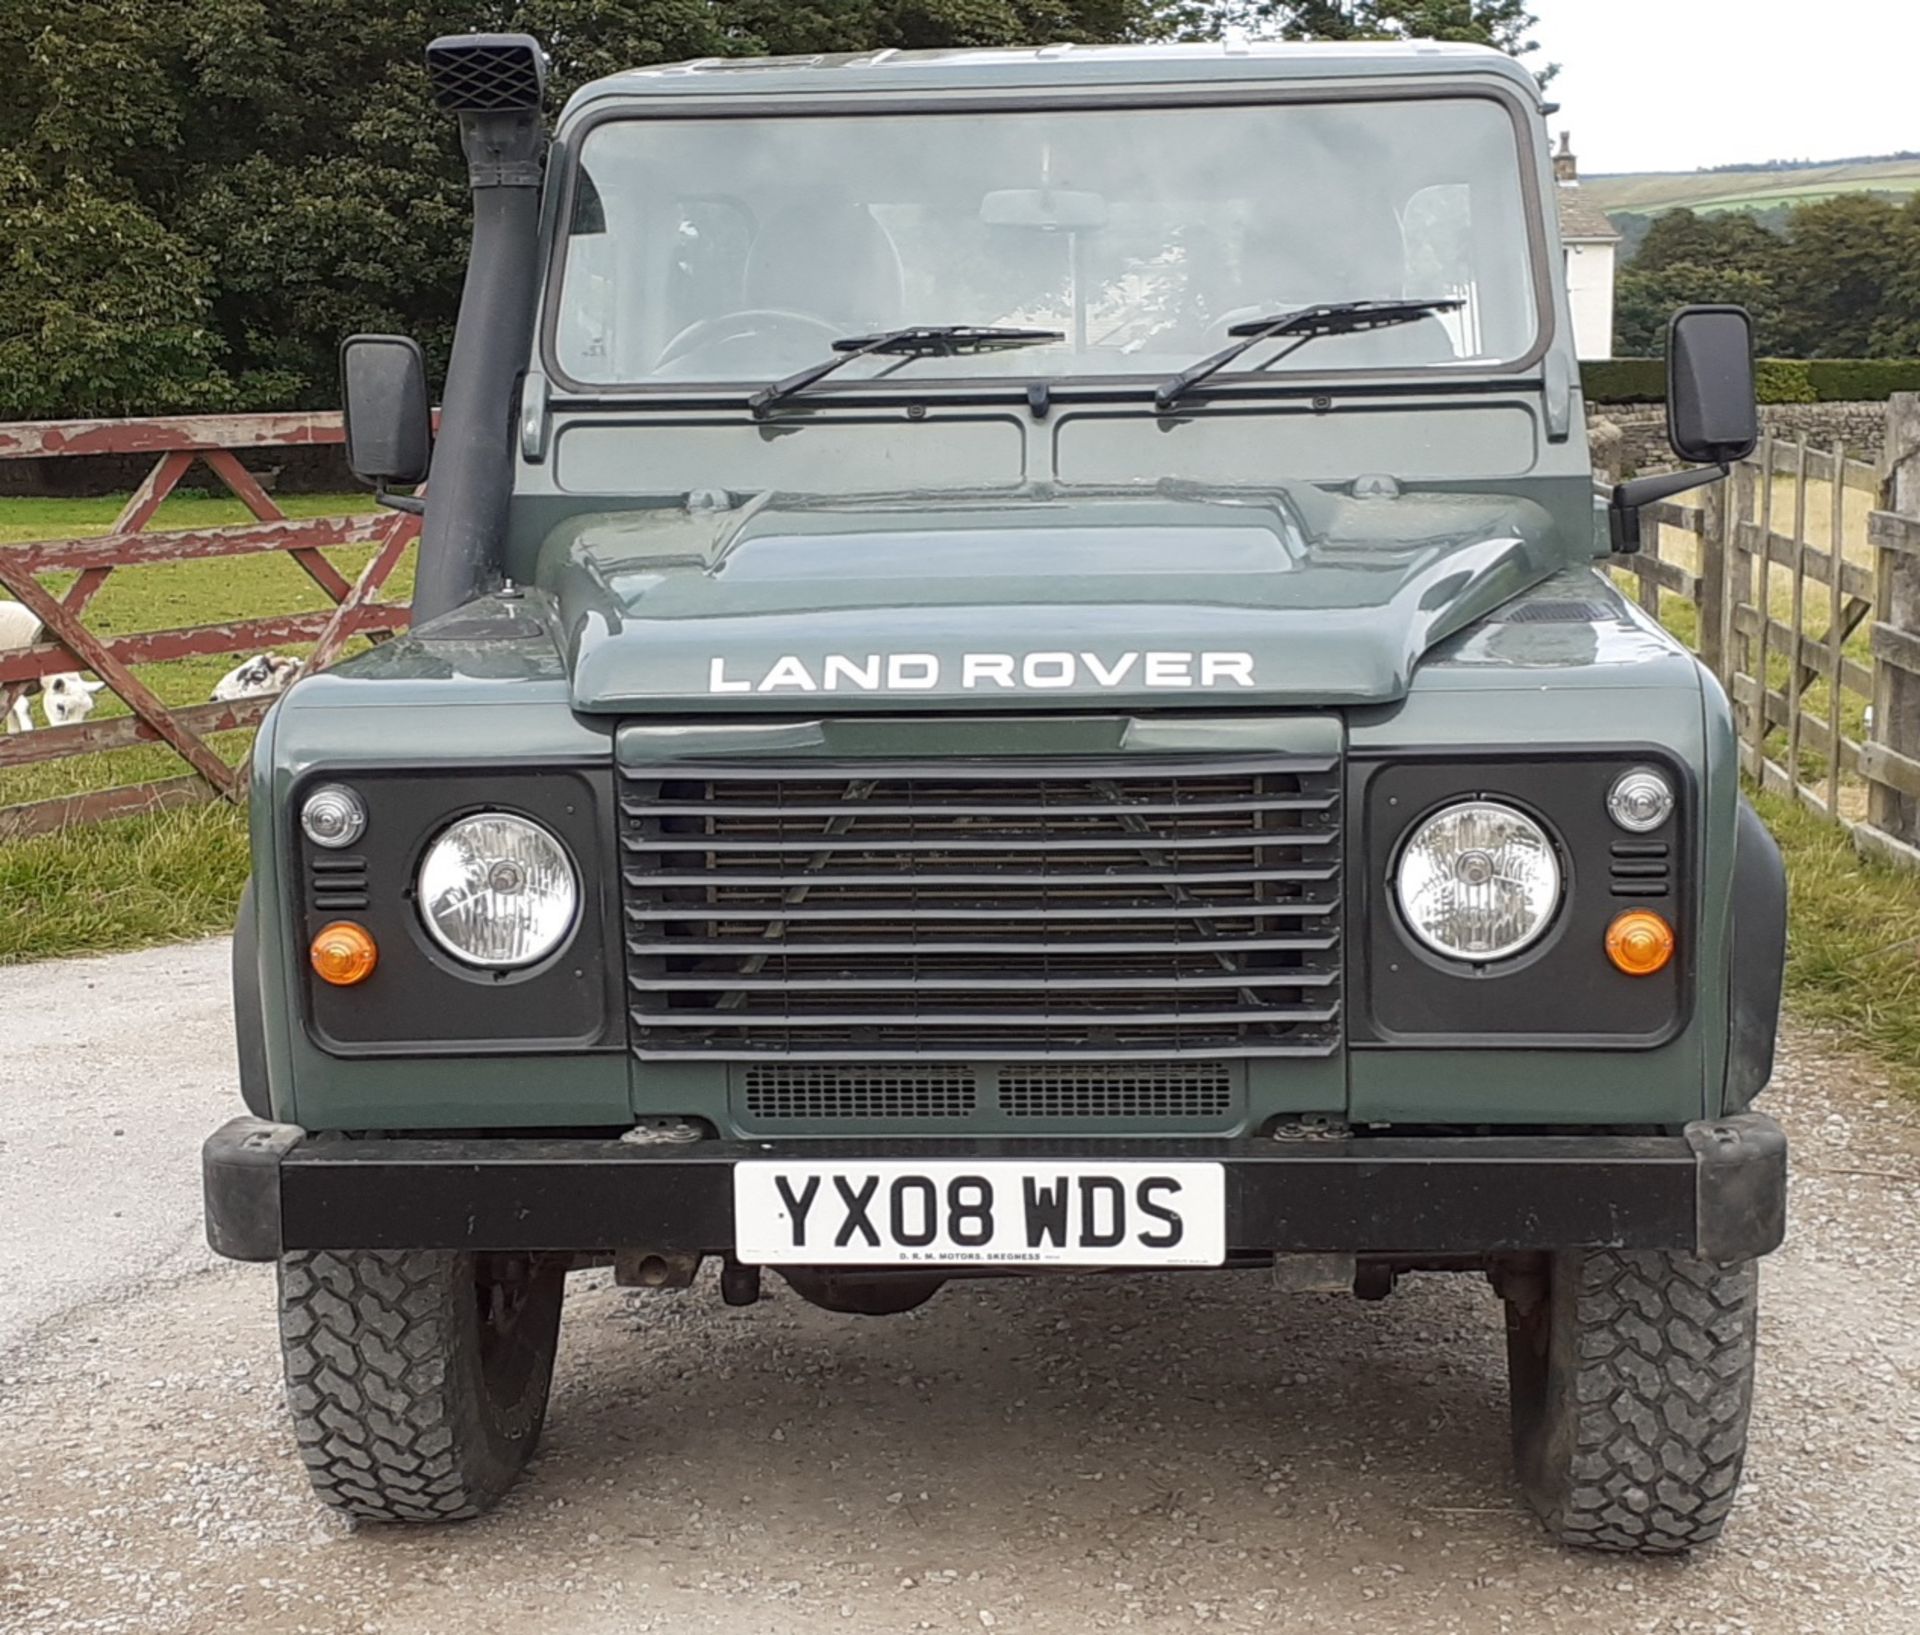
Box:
[210,652,302,703]
[1,600,42,732]
[42,673,105,726]
[1,600,107,730]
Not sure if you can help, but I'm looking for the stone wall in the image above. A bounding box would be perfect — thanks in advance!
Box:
[1588,401,1890,477]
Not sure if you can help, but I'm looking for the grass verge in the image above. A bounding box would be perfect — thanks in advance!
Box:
[1754,788,1920,1092]
[0,799,249,965]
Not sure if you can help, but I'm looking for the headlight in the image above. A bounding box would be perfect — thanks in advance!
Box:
[1394,800,1561,961]
[417,812,579,968]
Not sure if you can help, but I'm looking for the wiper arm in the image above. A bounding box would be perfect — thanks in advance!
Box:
[749,324,1065,416]
[1154,298,1464,410]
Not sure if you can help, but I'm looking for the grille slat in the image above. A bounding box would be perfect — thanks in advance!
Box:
[629,971,1338,993]
[627,935,1337,956]
[624,828,1339,853]
[625,794,1336,820]
[625,865,1337,888]
[619,755,1342,1065]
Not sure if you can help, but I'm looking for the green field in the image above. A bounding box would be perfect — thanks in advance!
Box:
[1583,157,1920,216]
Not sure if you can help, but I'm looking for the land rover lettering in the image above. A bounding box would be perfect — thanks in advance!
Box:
[704,650,1258,694]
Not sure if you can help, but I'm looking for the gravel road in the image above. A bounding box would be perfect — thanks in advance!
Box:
[4,938,1920,1634]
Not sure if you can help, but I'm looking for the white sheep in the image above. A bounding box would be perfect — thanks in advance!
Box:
[1,599,106,730]
[1,600,42,732]
[43,672,105,725]
[211,652,302,703]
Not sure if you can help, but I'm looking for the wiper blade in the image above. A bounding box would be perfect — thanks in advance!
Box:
[1154,298,1464,410]
[749,324,1065,415]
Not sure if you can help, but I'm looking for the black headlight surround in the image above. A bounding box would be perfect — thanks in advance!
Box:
[1350,747,1693,1049]
[290,764,624,1057]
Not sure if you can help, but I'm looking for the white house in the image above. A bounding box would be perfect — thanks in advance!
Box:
[1554,133,1621,360]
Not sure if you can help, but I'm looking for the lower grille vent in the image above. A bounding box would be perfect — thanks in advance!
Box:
[998,1063,1234,1120]
[743,1064,977,1121]
[734,1061,1239,1127]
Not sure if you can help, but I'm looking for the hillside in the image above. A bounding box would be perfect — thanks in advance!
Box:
[1582,156,1920,215]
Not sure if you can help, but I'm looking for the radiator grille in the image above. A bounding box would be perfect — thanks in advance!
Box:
[619,755,1342,1063]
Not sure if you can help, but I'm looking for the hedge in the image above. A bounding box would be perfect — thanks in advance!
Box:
[1583,358,1920,405]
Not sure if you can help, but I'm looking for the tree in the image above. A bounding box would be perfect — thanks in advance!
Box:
[1614,261,1783,360]
[1206,1,1553,81]
[1769,194,1920,358]
[0,0,1174,418]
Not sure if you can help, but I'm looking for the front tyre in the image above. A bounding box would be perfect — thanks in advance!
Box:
[277,1249,566,1522]
[1506,1249,1758,1554]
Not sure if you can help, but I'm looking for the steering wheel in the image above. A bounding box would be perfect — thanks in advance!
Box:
[655,309,846,371]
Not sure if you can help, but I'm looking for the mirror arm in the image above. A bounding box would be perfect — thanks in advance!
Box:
[374,481,426,517]
[1608,462,1730,555]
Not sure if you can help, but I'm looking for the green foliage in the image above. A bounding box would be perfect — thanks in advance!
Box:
[1752,359,1817,405]
[1580,359,1665,403]
[1614,197,1920,362]
[1210,2,1552,80]
[1582,357,1920,406]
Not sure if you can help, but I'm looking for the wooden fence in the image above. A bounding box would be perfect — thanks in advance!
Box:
[1609,392,1920,868]
[0,413,415,839]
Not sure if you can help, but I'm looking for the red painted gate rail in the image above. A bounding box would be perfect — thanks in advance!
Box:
[0,412,415,840]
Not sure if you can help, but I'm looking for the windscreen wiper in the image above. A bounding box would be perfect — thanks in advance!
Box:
[748,324,1064,416]
[1154,298,1464,410]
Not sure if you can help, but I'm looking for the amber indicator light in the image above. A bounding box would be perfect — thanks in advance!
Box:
[1605,910,1675,977]
[311,921,378,987]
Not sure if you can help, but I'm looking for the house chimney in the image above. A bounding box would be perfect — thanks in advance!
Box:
[1554,131,1578,186]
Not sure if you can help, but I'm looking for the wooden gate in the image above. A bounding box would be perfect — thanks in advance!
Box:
[0,413,415,838]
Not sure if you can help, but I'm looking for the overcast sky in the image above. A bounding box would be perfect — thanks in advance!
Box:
[1530,0,1920,175]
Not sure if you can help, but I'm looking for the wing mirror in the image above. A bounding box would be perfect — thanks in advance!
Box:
[1668,305,1760,465]
[340,334,432,512]
[1608,305,1759,554]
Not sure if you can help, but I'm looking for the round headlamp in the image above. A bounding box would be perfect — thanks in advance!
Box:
[417,812,579,969]
[1394,800,1562,961]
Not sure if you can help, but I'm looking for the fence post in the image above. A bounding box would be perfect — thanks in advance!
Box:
[1698,472,1726,682]
[1725,457,1757,739]
[1868,394,1920,845]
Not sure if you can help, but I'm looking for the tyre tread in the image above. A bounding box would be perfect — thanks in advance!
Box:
[1526,1249,1757,1554]
[277,1249,552,1524]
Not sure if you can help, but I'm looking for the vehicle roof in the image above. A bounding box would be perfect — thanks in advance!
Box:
[561,39,1545,118]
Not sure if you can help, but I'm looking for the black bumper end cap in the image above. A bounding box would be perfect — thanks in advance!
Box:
[203,1115,304,1262]
[1686,1111,1788,1262]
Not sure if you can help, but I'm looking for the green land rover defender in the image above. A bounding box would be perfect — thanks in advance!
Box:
[202,34,1789,1551]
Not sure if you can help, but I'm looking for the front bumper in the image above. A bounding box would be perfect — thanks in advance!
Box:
[203,1113,1787,1266]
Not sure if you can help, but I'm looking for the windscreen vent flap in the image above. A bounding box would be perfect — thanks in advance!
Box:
[426,33,548,114]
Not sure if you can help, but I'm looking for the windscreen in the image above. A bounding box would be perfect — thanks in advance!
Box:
[554,96,1541,389]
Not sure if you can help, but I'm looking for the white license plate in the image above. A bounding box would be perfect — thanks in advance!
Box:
[733,1160,1226,1268]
